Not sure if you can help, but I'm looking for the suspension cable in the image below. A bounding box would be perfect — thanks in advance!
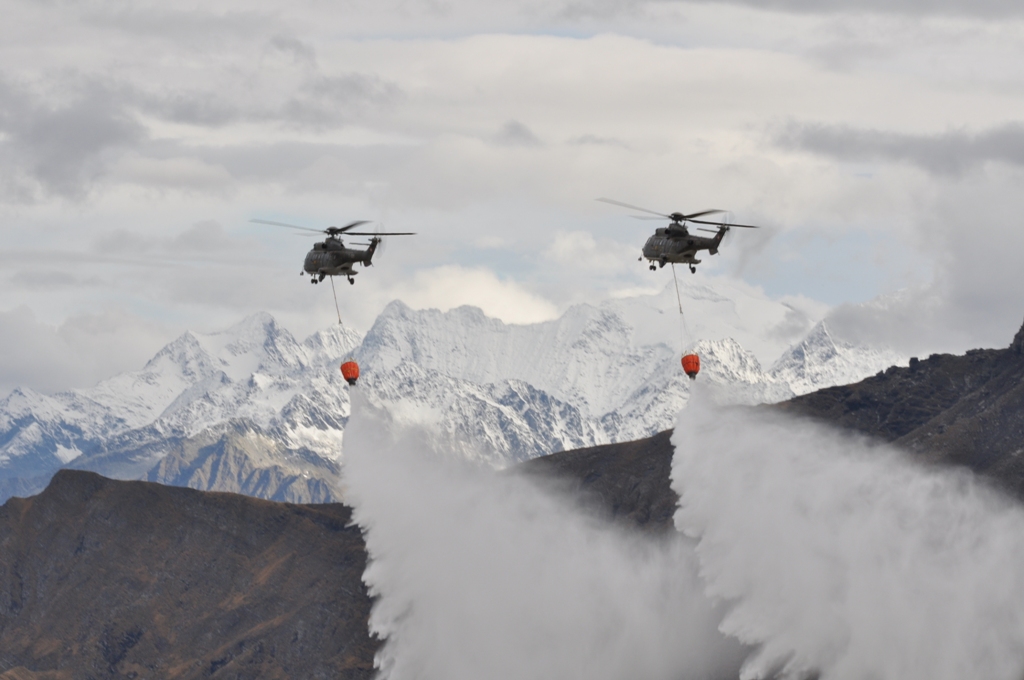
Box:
[670,263,691,351]
[329,275,342,325]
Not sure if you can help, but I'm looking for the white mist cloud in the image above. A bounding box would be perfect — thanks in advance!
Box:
[544,230,630,273]
[672,389,1024,680]
[379,265,559,325]
[342,393,746,680]
[0,307,171,396]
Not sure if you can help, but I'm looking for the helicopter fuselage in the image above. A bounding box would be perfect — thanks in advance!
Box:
[642,224,727,272]
[303,236,379,283]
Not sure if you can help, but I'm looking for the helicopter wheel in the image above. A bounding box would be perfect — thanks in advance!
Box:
[689,266,696,274]
[649,265,656,271]
[348,278,355,285]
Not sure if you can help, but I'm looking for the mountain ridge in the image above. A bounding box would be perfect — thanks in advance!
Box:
[0,283,907,503]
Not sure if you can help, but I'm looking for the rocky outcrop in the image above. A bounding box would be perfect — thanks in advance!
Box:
[145,420,342,503]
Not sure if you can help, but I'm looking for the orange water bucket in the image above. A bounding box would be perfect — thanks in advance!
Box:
[681,353,700,379]
[340,360,360,386]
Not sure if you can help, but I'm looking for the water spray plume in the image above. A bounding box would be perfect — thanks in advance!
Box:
[342,391,745,680]
[343,381,1024,680]
[673,385,1024,680]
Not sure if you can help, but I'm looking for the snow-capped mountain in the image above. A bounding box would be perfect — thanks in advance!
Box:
[769,320,907,396]
[0,313,361,503]
[0,282,905,503]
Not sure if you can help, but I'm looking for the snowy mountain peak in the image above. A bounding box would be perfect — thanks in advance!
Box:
[208,312,306,374]
[694,338,766,379]
[770,320,907,396]
[302,323,362,364]
[692,338,794,405]
[0,387,56,428]
[143,331,217,379]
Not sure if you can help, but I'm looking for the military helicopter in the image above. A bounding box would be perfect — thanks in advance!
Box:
[597,198,761,273]
[251,219,415,285]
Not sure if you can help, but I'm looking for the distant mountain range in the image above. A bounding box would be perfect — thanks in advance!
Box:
[0,281,907,503]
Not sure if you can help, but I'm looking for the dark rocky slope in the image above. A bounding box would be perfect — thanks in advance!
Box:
[776,317,1024,495]
[519,429,677,532]
[0,471,375,680]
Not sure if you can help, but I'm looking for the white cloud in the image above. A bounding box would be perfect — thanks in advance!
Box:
[0,307,171,396]
[379,265,559,325]
[825,167,1024,354]
[111,155,235,191]
[1,0,1023,387]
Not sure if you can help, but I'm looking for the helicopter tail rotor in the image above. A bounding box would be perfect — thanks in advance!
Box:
[375,223,387,257]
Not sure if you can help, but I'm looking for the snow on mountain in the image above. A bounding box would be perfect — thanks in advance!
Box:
[359,361,598,467]
[694,338,795,406]
[0,280,902,503]
[0,387,120,473]
[0,314,361,502]
[357,301,676,419]
[770,320,908,396]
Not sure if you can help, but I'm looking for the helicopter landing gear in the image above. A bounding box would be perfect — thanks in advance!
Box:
[649,264,657,271]
[689,265,696,274]
[348,277,355,285]
[310,277,317,284]
[658,258,666,269]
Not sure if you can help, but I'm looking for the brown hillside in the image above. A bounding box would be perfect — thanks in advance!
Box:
[0,471,376,679]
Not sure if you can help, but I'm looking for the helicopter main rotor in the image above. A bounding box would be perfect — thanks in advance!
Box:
[250,218,415,237]
[596,198,761,229]
[596,198,725,224]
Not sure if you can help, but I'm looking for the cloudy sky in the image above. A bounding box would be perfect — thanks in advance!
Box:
[2,0,1024,396]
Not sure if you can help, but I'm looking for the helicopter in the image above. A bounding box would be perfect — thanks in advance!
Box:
[251,219,415,285]
[597,198,761,273]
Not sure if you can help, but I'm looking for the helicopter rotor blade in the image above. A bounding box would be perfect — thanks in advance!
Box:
[683,209,726,220]
[596,198,671,219]
[695,227,719,234]
[688,218,761,229]
[346,232,416,236]
[334,220,372,233]
[630,216,667,221]
[250,218,325,234]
